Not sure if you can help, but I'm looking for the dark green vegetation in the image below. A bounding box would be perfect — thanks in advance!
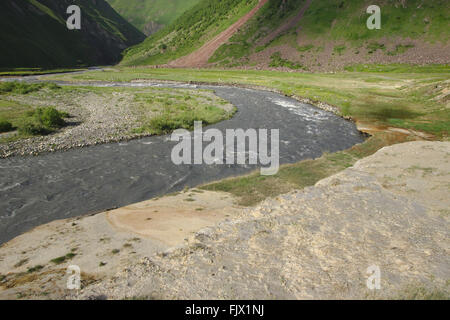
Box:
[17,107,68,136]
[106,0,201,35]
[121,0,258,66]
[50,253,76,265]
[0,68,86,77]
[0,81,60,95]
[131,90,236,135]
[143,106,235,135]
[0,82,68,137]
[269,52,305,70]
[0,0,145,69]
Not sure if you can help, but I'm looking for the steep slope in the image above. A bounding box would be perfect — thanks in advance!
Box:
[169,0,269,67]
[0,0,146,69]
[123,0,449,70]
[121,0,259,66]
[210,0,450,70]
[106,0,202,36]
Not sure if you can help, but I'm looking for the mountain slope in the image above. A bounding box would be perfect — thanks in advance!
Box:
[106,0,202,36]
[123,0,449,70]
[169,0,269,67]
[211,0,450,70]
[121,0,259,66]
[0,0,146,69]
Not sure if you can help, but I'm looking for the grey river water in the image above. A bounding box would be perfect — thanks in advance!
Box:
[0,80,365,244]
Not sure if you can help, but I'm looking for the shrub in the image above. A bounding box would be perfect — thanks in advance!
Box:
[0,119,13,133]
[148,113,200,134]
[17,118,52,136]
[17,107,67,136]
[35,107,66,128]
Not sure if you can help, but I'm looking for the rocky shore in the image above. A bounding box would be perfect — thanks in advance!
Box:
[0,87,233,158]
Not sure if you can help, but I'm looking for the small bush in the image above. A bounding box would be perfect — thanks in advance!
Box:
[269,52,304,70]
[36,107,66,128]
[50,253,76,265]
[0,119,14,133]
[17,107,67,136]
[17,118,51,136]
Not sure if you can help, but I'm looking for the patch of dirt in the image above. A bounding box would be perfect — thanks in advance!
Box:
[242,37,450,72]
[168,0,269,68]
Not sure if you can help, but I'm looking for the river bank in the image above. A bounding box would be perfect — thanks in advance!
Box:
[0,140,448,299]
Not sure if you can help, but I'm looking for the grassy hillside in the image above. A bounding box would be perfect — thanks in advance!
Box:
[106,0,201,35]
[121,0,258,66]
[0,0,145,69]
[210,0,450,69]
[121,0,448,69]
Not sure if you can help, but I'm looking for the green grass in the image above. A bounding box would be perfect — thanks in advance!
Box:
[299,0,449,42]
[27,265,44,274]
[201,132,411,206]
[345,64,450,73]
[106,0,201,34]
[269,52,305,70]
[0,119,13,133]
[0,67,86,77]
[0,82,67,138]
[0,81,60,95]
[17,107,68,136]
[387,44,415,56]
[129,89,236,135]
[50,253,77,265]
[333,45,347,56]
[121,0,258,66]
[139,105,235,135]
[156,0,449,67]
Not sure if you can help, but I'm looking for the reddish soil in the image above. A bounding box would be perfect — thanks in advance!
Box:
[168,0,269,68]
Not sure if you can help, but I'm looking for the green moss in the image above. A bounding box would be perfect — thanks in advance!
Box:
[50,253,77,265]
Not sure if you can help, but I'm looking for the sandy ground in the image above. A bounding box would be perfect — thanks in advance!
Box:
[0,140,448,299]
[0,190,241,299]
